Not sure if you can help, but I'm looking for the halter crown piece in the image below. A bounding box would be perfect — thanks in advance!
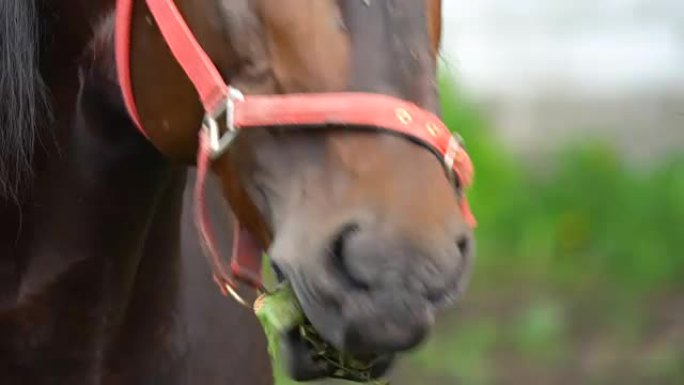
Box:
[115,0,476,304]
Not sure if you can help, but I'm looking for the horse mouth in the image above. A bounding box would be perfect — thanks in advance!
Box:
[254,279,397,382]
[279,321,396,382]
[264,277,436,383]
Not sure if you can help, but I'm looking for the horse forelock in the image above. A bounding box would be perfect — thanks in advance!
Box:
[0,0,50,202]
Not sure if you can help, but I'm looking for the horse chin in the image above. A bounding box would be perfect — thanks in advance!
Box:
[279,325,396,382]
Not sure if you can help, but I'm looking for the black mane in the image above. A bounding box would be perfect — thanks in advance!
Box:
[0,0,49,201]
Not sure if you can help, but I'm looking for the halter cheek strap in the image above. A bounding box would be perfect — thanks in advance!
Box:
[115,0,266,299]
[115,0,476,302]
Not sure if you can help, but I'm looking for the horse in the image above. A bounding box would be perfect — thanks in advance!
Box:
[0,0,476,384]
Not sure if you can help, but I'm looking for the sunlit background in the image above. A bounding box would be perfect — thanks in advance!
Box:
[440,0,684,164]
[279,1,683,384]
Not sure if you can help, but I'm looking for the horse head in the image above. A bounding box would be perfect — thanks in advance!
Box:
[121,0,475,380]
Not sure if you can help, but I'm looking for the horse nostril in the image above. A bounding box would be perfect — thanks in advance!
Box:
[456,235,471,257]
[330,223,370,291]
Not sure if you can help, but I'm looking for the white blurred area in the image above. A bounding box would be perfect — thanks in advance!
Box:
[440,0,684,164]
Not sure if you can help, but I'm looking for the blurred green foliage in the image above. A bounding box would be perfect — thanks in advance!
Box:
[274,75,684,385]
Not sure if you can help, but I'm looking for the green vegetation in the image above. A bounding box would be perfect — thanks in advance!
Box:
[274,75,684,385]
[257,285,388,384]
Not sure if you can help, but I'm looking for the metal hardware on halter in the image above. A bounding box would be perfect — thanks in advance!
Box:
[213,275,254,309]
[444,133,463,188]
[203,87,245,159]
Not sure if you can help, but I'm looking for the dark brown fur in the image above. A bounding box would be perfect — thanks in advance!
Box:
[1,1,270,384]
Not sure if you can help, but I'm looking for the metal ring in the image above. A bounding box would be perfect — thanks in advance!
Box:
[221,280,269,309]
[223,282,253,309]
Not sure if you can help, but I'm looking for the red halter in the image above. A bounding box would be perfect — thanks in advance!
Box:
[115,0,475,301]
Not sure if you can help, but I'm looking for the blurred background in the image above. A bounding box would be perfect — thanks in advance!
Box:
[279,1,684,384]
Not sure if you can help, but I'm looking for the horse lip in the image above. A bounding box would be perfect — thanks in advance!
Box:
[280,326,334,381]
[280,325,395,382]
[272,280,395,382]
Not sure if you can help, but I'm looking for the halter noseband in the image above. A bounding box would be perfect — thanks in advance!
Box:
[114,0,475,303]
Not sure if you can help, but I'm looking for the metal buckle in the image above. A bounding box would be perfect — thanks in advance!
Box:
[444,133,465,188]
[203,87,245,159]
